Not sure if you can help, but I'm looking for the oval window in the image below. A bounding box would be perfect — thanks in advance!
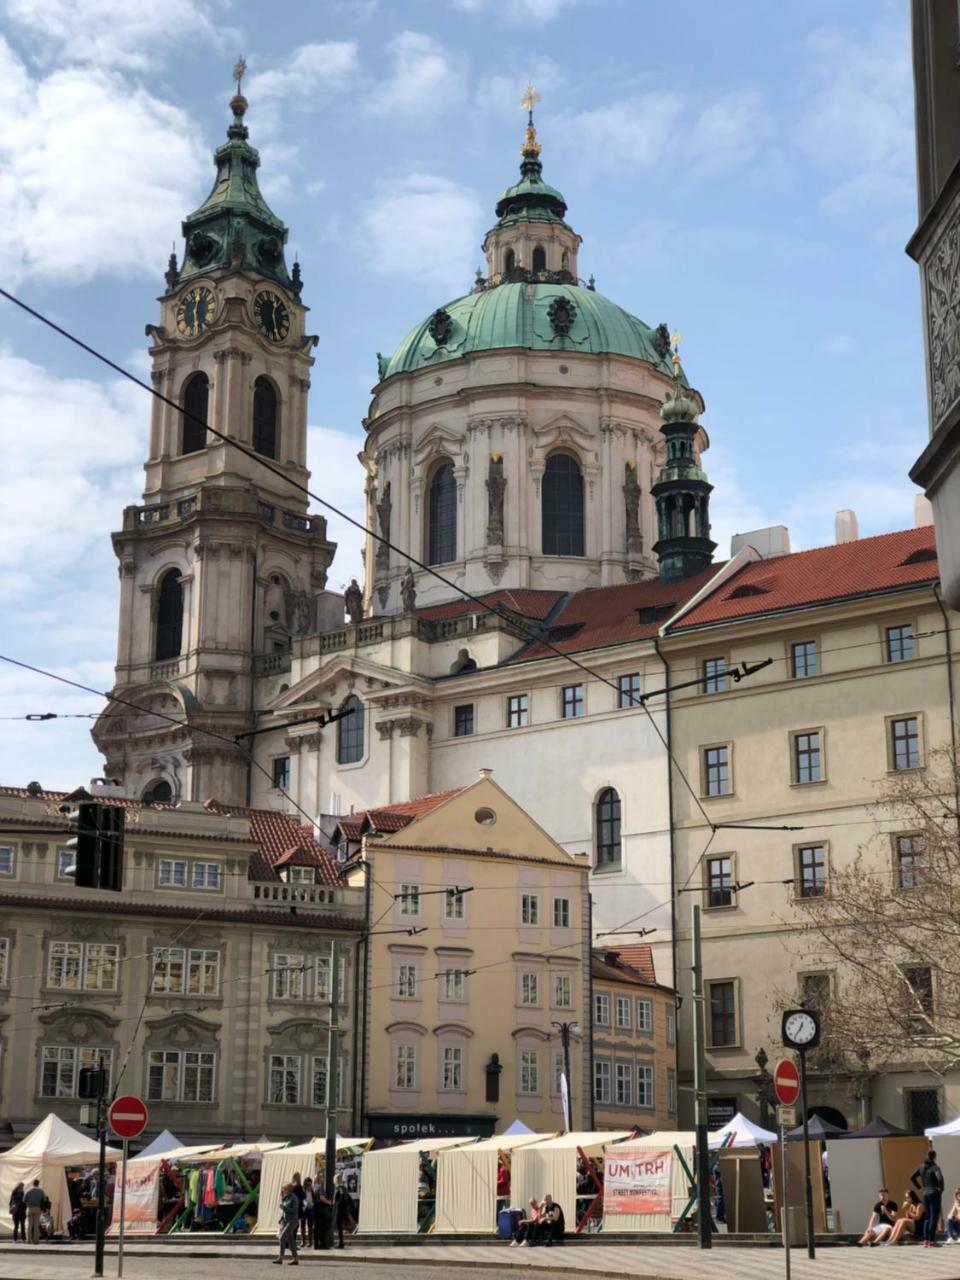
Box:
[474,807,497,826]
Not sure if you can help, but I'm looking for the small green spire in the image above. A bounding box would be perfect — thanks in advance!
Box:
[178,61,292,289]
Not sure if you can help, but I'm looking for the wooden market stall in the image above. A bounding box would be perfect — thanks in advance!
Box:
[170,1141,286,1234]
[357,1137,477,1234]
[433,1131,553,1233]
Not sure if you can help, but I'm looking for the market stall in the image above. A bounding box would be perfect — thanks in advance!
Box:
[708,1113,775,1233]
[0,1114,120,1236]
[170,1141,285,1234]
[254,1138,371,1237]
[926,1116,960,1199]
[512,1130,633,1234]
[434,1131,552,1233]
[108,1144,223,1236]
[823,1120,926,1235]
[357,1137,477,1234]
[601,1131,698,1234]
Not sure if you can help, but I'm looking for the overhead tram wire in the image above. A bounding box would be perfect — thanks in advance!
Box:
[0,288,784,835]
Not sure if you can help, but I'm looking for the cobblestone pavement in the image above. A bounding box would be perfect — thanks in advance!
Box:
[3,1240,960,1280]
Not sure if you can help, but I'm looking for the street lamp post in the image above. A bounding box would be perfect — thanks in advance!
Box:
[551,1021,578,1131]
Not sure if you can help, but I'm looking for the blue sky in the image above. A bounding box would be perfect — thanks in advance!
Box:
[0,0,925,788]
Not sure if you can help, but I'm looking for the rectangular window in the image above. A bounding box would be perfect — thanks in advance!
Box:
[146,1049,179,1101]
[552,897,571,929]
[797,845,827,898]
[442,1046,463,1091]
[891,716,921,769]
[886,624,914,663]
[186,949,219,996]
[793,731,823,784]
[48,941,82,990]
[637,1063,654,1109]
[708,980,738,1047]
[800,972,831,1011]
[615,1062,632,1106]
[904,965,934,1016]
[56,847,73,880]
[666,1006,676,1045]
[706,856,734,908]
[49,941,118,992]
[268,1054,301,1105]
[183,1051,215,1102]
[521,893,540,925]
[594,992,610,1025]
[40,1046,113,1098]
[703,745,731,796]
[667,1068,678,1113]
[315,952,346,1004]
[553,1052,565,1096]
[520,972,539,1006]
[271,756,290,790]
[617,673,642,709]
[444,887,465,920]
[703,657,728,694]
[310,1055,344,1108]
[520,1049,540,1095]
[553,973,572,1008]
[0,937,8,986]
[0,846,13,875]
[561,684,585,719]
[147,1049,214,1102]
[442,968,465,1002]
[287,866,314,885]
[453,704,474,737]
[397,963,417,999]
[636,998,653,1032]
[82,944,119,992]
[593,1058,611,1104]
[398,883,421,916]
[191,862,222,890]
[394,1044,416,1089]
[506,694,529,728]
[790,640,818,679]
[896,834,925,889]
[615,996,632,1030]
[272,953,305,1001]
[158,858,187,887]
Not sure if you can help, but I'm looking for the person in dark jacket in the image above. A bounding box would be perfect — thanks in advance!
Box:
[9,1183,26,1242]
[273,1182,299,1265]
[332,1173,354,1249]
[912,1149,945,1247]
[532,1194,565,1247]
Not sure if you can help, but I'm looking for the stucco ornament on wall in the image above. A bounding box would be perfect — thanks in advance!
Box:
[927,194,960,422]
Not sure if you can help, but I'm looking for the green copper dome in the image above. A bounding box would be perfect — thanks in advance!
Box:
[379,282,679,380]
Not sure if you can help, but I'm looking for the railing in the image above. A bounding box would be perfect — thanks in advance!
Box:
[254,652,292,677]
[127,491,327,540]
[151,659,182,680]
[253,883,338,907]
[137,504,171,525]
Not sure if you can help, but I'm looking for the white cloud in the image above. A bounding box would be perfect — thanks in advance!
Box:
[247,42,359,105]
[452,0,577,19]
[306,425,368,590]
[0,37,207,284]
[688,90,773,174]
[474,59,564,118]
[358,173,484,296]
[555,95,685,173]
[0,0,229,71]
[367,31,462,118]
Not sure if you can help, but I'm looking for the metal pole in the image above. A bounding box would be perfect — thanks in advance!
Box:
[691,903,712,1249]
[561,1024,573,1131]
[94,1057,107,1277]
[800,1049,815,1260]
[324,941,340,1204]
[117,1138,128,1278]
[780,1118,791,1280]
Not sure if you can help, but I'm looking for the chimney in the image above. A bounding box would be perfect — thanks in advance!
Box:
[730,526,790,559]
[914,494,934,528]
[835,509,859,544]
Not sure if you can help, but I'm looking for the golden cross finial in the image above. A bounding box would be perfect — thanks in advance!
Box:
[233,56,247,92]
[670,330,682,378]
[521,83,541,121]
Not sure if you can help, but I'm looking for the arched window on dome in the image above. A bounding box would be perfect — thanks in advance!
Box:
[181,373,208,455]
[253,376,278,459]
[427,461,457,565]
[532,245,547,274]
[337,694,364,765]
[542,451,585,557]
[143,779,173,805]
[504,249,516,274]
[561,250,570,274]
[596,788,622,868]
[155,569,184,661]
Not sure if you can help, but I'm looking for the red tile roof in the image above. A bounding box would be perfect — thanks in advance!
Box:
[204,800,340,884]
[417,589,563,623]
[339,787,464,840]
[670,527,939,631]
[603,943,656,984]
[591,948,658,988]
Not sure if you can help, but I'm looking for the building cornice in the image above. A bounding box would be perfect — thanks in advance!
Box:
[0,892,362,933]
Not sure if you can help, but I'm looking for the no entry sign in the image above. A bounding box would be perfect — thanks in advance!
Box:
[773,1059,801,1107]
[109,1095,148,1140]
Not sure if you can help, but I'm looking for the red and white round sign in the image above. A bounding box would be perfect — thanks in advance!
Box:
[773,1059,801,1107]
[108,1095,148,1140]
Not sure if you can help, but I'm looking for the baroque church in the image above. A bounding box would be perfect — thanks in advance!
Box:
[92,83,719,951]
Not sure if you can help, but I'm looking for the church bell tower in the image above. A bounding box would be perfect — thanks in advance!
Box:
[93,67,336,806]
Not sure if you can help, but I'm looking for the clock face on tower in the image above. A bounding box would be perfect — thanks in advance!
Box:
[176,285,216,338]
[782,1009,820,1049]
[254,291,290,343]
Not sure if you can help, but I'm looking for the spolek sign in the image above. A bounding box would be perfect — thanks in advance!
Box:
[366,1113,496,1140]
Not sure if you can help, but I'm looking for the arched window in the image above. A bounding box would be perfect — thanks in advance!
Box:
[253,376,278,459]
[143,779,173,805]
[542,451,585,556]
[337,694,364,765]
[561,251,569,272]
[427,462,457,565]
[181,373,208,455]
[504,249,515,273]
[596,788,621,868]
[532,245,547,273]
[155,570,184,661]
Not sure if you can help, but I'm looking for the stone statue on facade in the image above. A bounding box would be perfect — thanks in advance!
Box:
[375,480,391,570]
[344,578,363,624]
[400,567,417,615]
[486,454,506,546]
[623,461,643,553]
[289,592,312,635]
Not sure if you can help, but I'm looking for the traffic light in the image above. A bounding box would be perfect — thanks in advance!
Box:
[78,1067,103,1100]
[64,803,125,892]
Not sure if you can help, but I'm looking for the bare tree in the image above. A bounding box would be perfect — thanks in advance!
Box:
[791,747,960,1075]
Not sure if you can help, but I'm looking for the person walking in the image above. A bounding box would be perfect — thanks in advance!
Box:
[273,1181,299,1266]
[299,1177,314,1248]
[23,1181,45,1245]
[912,1148,945,1248]
[9,1183,26,1243]
[332,1173,354,1250]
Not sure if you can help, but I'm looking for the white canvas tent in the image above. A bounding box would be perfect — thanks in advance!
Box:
[512,1130,632,1233]
[0,1114,120,1235]
[602,1131,696,1233]
[709,1112,777,1149]
[107,1143,222,1236]
[134,1130,183,1160]
[434,1131,551,1233]
[357,1138,476,1234]
[254,1138,368,1236]
[926,1116,960,1137]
